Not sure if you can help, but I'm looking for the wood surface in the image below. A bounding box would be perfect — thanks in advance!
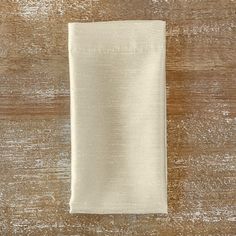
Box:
[0,0,235,235]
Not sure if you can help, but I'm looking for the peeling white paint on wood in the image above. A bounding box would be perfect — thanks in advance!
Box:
[0,0,235,235]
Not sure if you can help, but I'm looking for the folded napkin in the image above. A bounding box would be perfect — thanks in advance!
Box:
[68,20,167,214]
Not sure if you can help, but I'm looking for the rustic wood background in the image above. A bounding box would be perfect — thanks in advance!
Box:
[0,0,235,235]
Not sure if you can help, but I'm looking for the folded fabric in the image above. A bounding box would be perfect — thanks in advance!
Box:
[68,20,167,214]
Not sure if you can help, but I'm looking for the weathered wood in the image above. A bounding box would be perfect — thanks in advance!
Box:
[0,0,235,235]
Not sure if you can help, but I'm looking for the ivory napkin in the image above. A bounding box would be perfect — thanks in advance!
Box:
[68,20,167,214]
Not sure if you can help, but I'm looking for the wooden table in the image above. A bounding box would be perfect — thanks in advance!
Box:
[0,0,235,235]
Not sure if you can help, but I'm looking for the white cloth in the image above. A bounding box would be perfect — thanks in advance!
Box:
[68,20,167,214]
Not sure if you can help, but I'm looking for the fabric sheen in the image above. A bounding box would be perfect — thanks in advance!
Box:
[68,20,167,214]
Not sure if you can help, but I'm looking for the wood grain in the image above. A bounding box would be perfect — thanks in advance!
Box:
[0,0,235,235]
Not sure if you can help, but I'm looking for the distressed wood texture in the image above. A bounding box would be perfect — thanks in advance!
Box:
[0,0,236,235]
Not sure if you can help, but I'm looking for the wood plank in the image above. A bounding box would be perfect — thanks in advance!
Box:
[0,0,235,235]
